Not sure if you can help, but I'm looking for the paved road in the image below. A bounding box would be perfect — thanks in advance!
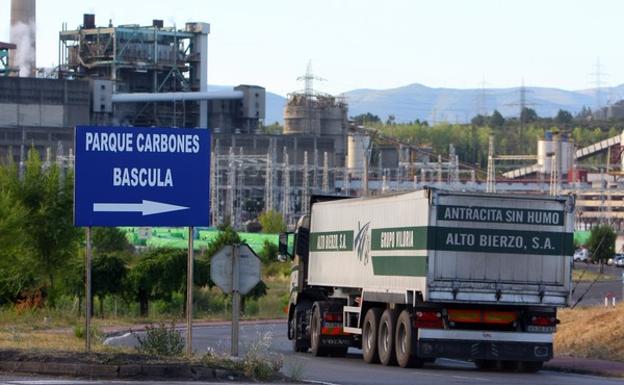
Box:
[103,322,624,385]
[572,262,624,306]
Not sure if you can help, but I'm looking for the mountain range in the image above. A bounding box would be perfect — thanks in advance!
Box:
[263,83,624,125]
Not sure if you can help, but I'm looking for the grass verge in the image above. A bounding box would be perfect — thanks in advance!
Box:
[556,304,624,361]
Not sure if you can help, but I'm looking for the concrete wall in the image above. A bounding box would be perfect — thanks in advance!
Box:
[0,77,90,161]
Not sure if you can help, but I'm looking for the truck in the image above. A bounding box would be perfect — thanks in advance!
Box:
[279,188,574,372]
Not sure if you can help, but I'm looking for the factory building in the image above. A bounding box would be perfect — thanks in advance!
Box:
[0,7,267,165]
[0,77,90,162]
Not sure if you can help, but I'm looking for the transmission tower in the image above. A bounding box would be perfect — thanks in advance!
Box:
[549,132,561,196]
[234,147,244,229]
[282,150,291,225]
[302,151,310,213]
[226,147,235,223]
[312,148,319,192]
[297,60,326,97]
[322,151,329,193]
[590,58,608,115]
[436,155,443,186]
[505,79,536,153]
[486,136,496,193]
[264,152,273,212]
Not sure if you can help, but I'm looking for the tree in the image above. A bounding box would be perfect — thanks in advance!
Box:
[0,149,80,305]
[92,253,127,317]
[489,110,505,128]
[351,112,381,125]
[520,107,538,123]
[471,114,487,126]
[127,248,210,317]
[555,109,573,125]
[23,150,81,303]
[0,190,31,304]
[92,227,133,255]
[258,239,279,265]
[258,210,286,233]
[587,224,616,265]
[263,122,283,135]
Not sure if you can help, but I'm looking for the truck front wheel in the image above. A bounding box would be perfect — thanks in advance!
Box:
[362,307,382,363]
[395,309,423,368]
[291,301,311,353]
[378,309,398,366]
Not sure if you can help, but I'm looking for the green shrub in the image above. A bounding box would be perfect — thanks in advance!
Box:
[242,332,283,380]
[73,324,102,341]
[135,322,184,356]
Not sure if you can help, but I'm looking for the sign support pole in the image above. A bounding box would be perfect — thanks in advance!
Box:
[85,226,92,352]
[186,226,194,356]
[231,244,240,356]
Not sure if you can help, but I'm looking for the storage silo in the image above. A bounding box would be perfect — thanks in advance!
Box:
[347,133,371,177]
[537,131,574,175]
[284,94,321,135]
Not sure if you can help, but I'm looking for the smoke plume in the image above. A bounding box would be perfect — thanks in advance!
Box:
[10,21,36,77]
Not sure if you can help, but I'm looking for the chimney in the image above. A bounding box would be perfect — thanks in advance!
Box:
[83,14,95,29]
[10,0,36,77]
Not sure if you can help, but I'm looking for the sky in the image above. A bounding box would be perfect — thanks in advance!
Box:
[0,0,622,96]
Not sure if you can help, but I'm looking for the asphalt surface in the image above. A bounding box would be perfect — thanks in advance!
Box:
[102,322,624,385]
[1,265,618,385]
[572,262,624,306]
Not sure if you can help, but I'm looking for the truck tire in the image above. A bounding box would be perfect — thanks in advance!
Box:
[362,307,382,363]
[310,304,329,356]
[395,309,423,368]
[291,301,311,352]
[378,309,398,366]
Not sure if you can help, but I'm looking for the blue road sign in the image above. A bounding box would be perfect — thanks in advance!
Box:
[74,126,210,227]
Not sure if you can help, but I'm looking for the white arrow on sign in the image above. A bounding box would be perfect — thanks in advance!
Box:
[93,200,189,216]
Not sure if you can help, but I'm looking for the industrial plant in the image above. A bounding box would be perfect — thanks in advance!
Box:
[1,0,624,234]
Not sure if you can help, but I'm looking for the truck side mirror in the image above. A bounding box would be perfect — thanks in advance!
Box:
[278,232,293,261]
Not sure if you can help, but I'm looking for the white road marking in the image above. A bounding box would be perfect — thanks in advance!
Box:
[303,380,342,385]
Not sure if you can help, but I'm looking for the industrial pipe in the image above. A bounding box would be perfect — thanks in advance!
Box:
[111,90,244,103]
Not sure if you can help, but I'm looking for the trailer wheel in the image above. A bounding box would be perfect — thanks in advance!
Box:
[378,309,398,366]
[362,307,382,363]
[395,309,423,368]
[310,305,328,356]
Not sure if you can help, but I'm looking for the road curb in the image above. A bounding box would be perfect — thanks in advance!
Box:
[545,362,624,378]
[0,360,241,380]
[103,318,287,338]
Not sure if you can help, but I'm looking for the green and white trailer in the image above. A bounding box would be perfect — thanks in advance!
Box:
[280,188,574,371]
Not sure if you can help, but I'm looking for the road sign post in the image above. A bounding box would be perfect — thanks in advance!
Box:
[187,226,194,356]
[74,126,211,354]
[211,244,261,356]
[232,245,240,356]
[85,227,92,352]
